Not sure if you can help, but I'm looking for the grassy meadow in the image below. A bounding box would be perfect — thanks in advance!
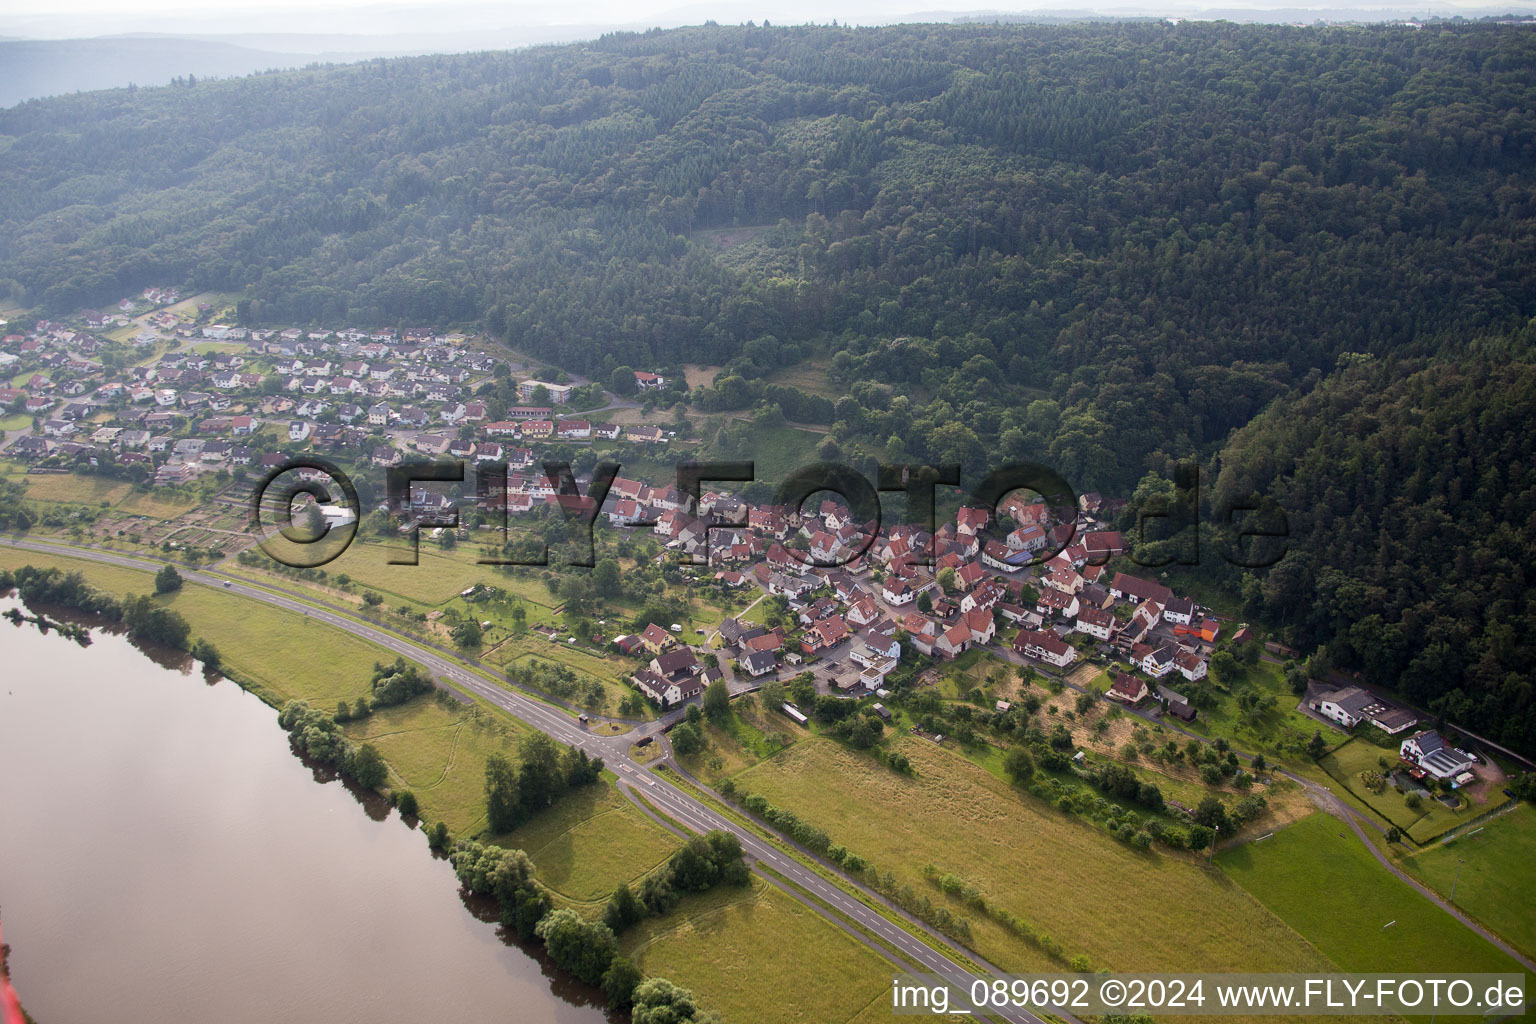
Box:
[1219,812,1524,977]
[623,876,893,1024]
[1399,803,1536,960]
[732,733,1342,978]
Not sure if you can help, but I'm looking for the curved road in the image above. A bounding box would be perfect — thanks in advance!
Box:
[4,535,1073,1024]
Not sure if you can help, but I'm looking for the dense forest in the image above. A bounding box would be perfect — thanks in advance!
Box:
[2,21,1535,747]
[1211,356,1536,754]
[3,21,1535,493]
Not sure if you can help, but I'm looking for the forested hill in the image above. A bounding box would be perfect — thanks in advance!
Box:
[1210,355,1536,754]
[2,21,1535,494]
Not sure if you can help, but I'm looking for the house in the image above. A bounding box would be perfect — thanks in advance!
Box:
[1133,643,1175,678]
[625,425,664,444]
[963,607,996,644]
[954,562,988,591]
[934,622,971,659]
[882,578,915,606]
[1109,572,1174,607]
[1036,589,1080,620]
[741,649,778,678]
[634,370,666,390]
[849,630,900,669]
[1163,596,1197,626]
[1006,524,1048,553]
[1074,606,1115,641]
[288,421,312,442]
[1106,672,1149,704]
[1399,730,1474,780]
[1174,617,1221,643]
[639,623,674,654]
[519,380,572,404]
[1308,685,1419,735]
[1159,684,1198,721]
[1173,651,1208,682]
[1082,531,1128,561]
[1012,628,1076,668]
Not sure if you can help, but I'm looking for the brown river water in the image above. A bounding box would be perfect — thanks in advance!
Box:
[0,595,611,1024]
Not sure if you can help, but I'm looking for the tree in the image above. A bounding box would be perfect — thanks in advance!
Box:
[1004,745,1034,785]
[535,908,617,986]
[395,790,419,817]
[439,530,457,550]
[602,956,644,1010]
[1193,794,1230,832]
[593,557,622,598]
[609,366,644,400]
[154,564,182,594]
[632,978,721,1024]
[1307,730,1329,760]
[517,733,566,812]
[351,743,387,788]
[485,753,521,833]
[671,721,703,756]
[703,678,730,721]
[452,618,483,651]
[757,679,785,712]
[362,590,383,607]
[190,637,221,671]
[604,882,646,932]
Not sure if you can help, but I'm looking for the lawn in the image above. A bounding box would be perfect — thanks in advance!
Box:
[1400,803,1536,960]
[734,424,824,488]
[502,784,680,904]
[623,876,892,1024]
[18,473,133,506]
[320,539,506,606]
[115,487,205,520]
[732,735,1341,978]
[0,412,29,432]
[1178,658,1327,759]
[1219,812,1525,977]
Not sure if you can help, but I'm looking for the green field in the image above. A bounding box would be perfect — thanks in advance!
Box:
[503,784,680,904]
[1219,813,1525,977]
[732,735,1341,978]
[1400,804,1536,960]
[733,424,824,487]
[322,539,516,607]
[11,472,133,506]
[623,876,892,1024]
[341,697,526,835]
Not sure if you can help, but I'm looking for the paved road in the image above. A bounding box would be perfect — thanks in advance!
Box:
[4,534,1071,1024]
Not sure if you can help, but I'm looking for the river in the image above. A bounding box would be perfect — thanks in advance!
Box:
[0,595,610,1024]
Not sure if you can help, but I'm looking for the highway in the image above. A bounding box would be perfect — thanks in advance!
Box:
[4,535,1074,1024]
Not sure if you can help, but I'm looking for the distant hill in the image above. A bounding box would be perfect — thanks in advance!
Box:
[0,37,328,108]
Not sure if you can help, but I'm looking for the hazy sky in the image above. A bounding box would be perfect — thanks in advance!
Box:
[2,0,1531,41]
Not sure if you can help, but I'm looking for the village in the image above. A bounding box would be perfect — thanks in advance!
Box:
[0,290,1509,828]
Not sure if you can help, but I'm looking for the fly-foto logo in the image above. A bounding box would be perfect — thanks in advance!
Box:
[248,457,1288,571]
